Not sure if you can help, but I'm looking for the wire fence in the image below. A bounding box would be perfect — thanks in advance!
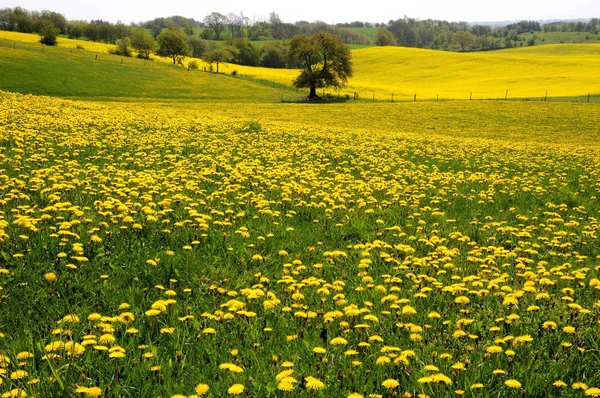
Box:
[1,38,599,104]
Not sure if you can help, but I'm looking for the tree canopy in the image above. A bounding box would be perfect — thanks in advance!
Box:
[156,28,190,64]
[38,21,59,45]
[130,28,157,59]
[287,32,353,100]
[204,47,234,73]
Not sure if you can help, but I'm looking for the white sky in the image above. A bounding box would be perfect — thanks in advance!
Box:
[3,0,599,24]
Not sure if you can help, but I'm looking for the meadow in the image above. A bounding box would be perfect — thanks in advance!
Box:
[1,31,600,398]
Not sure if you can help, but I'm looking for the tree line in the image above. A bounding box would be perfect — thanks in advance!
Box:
[374,17,600,51]
[1,7,598,58]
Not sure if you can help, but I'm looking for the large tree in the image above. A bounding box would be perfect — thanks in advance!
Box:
[453,30,475,52]
[204,47,234,73]
[287,32,352,100]
[156,28,190,64]
[130,28,157,59]
[203,12,228,40]
[373,27,397,46]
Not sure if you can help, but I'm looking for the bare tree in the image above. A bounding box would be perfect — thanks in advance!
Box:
[227,12,244,39]
[203,12,228,40]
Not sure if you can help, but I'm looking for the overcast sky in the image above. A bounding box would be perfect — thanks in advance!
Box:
[3,0,599,24]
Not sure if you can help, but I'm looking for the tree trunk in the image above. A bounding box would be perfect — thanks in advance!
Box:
[308,85,320,100]
[216,62,219,73]
[172,55,176,64]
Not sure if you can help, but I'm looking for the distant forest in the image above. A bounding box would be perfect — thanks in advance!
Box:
[1,7,599,68]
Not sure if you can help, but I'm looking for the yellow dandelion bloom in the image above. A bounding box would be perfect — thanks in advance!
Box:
[75,386,102,397]
[228,384,244,395]
[305,376,326,391]
[330,337,348,345]
[1,388,27,397]
[586,387,600,397]
[505,379,522,389]
[553,380,567,388]
[195,384,210,395]
[382,379,400,389]
[10,370,28,380]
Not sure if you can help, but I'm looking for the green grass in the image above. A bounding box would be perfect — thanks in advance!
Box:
[346,27,377,39]
[0,38,293,102]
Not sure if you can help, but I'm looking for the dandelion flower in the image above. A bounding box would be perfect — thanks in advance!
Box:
[553,380,566,388]
[382,379,400,389]
[75,386,102,397]
[305,376,326,391]
[585,387,600,397]
[228,384,244,395]
[330,337,348,345]
[505,379,521,389]
[195,384,209,395]
[10,370,28,380]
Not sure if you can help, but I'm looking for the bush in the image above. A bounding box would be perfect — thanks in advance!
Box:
[188,60,198,71]
[260,43,286,68]
[109,38,132,57]
[231,70,238,76]
[39,21,59,46]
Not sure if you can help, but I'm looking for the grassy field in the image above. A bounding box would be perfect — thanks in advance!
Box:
[0,38,291,102]
[1,27,600,398]
[347,27,378,39]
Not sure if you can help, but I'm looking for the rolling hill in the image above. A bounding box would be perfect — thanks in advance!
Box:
[0,31,599,101]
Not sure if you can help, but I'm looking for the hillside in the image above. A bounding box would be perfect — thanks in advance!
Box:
[1,31,599,101]
[0,36,291,102]
[348,44,600,99]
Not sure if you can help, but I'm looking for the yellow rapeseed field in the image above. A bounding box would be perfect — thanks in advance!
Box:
[1,90,600,397]
[349,45,600,99]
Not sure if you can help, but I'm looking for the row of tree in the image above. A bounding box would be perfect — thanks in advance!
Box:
[1,7,599,53]
[374,17,600,51]
[103,26,300,69]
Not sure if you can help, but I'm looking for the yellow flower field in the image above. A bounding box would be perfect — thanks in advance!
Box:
[1,90,600,397]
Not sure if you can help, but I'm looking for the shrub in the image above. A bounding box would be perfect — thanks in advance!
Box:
[109,38,132,57]
[188,60,198,71]
[39,21,59,46]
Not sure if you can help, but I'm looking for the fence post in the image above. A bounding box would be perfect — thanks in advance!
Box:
[470,91,472,100]
[95,54,98,61]
[505,90,508,100]
[391,94,394,102]
[414,94,417,102]
[544,91,547,102]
